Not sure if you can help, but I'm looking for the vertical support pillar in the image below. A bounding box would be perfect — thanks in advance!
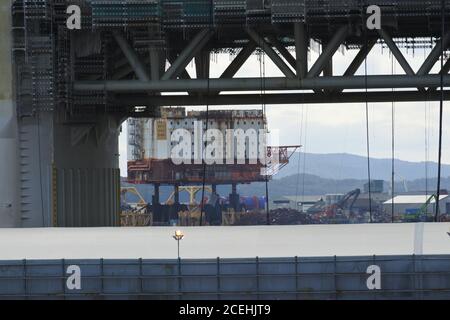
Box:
[174,184,180,205]
[0,0,20,227]
[153,183,160,206]
[195,50,210,79]
[152,183,161,223]
[294,22,308,79]
[229,183,240,212]
[322,41,333,77]
[53,115,121,227]
[149,48,161,81]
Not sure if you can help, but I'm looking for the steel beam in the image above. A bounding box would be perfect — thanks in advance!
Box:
[113,90,450,107]
[219,42,256,79]
[246,28,296,78]
[149,49,161,81]
[428,58,450,91]
[343,41,376,77]
[112,63,137,80]
[167,53,191,80]
[267,36,297,70]
[417,32,450,75]
[294,22,308,79]
[333,40,376,94]
[322,40,333,77]
[195,50,210,79]
[112,31,150,81]
[162,29,214,80]
[378,29,415,75]
[74,75,450,93]
[307,25,348,78]
[213,41,256,95]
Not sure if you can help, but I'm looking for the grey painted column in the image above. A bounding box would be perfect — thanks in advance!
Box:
[153,183,160,206]
[174,185,180,205]
[0,0,20,227]
[53,115,121,227]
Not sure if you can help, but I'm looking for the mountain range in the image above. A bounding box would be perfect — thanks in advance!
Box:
[121,153,450,203]
[275,152,450,181]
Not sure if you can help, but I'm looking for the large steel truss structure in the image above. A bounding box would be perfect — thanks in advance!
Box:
[6,0,450,227]
[12,0,450,122]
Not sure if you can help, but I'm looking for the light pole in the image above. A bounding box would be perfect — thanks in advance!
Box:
[173,230,184,259]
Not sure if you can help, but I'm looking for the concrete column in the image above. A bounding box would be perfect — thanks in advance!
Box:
[174,184,180,205]
[52,114,121,227]
[230,183,240,212]
[153,183,160,206]
[0,0,20,227]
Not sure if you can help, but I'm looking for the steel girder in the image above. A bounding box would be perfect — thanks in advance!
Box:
[73,23,450,107]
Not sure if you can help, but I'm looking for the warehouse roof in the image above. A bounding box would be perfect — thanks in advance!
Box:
[283,195,324,203]
[384,195,449,205]
[0,223,449,260]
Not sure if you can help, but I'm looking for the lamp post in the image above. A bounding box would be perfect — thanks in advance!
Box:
[173,230,184,259]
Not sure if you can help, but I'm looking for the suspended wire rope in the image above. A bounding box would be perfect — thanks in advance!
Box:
[363,3,373,223]
[257,32,270,225]
[425,87,429,200]
[199,0,213,226]
[301,107,309,201]
[295,102,305,209]
[424,46,430,220]
[391,53,395,223]
[435,0,445,222]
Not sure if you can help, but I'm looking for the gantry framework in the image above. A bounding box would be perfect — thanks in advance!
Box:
[12,0,450,122]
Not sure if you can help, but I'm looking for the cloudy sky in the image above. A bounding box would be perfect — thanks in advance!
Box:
[119,43,448,174]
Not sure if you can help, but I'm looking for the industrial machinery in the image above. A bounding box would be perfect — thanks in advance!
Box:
[3,0,450,227]
[127,107,298,221]
[402,194,439,222]
[120,187,152,226]
[316,188,361,223]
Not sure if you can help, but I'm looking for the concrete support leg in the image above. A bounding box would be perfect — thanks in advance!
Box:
[0,1,20,227]
[153,183,160,206]
[53,115,121,227]
[174,184,180,205]
[230,184,240,212]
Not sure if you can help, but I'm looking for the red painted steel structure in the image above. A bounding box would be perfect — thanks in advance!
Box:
[127,146,298,185]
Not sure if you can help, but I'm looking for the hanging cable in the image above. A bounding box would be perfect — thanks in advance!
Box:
[301,107,309,200]
[435,0,445,222]
[425,97,429,200]
[295,104,305,208]
[362,2,373,223]
[257,31,270,225]
[199,0,213,226]
[391,53,395,223]
[424,47,430,221]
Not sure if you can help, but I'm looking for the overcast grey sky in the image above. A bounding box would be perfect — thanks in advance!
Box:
[119,44,449,174]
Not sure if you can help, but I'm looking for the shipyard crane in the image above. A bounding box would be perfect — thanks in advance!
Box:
[318,189,361,221]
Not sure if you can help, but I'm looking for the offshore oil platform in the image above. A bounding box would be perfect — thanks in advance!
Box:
[1,0,450,300]
[126,107,297,226]
[2,0,450,227]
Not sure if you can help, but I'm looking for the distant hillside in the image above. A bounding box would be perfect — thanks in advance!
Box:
[121,153,450,203]
[275,152,450,181]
